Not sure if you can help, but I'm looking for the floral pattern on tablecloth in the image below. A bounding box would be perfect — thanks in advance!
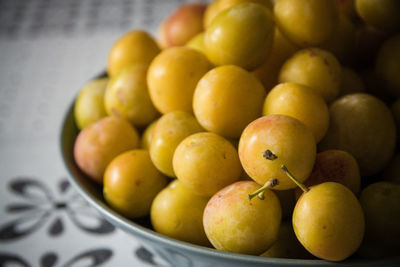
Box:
[0,0,208,266]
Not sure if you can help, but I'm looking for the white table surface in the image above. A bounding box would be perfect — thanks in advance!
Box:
[0,0,207,266]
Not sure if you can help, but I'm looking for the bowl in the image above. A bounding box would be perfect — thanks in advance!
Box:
[61,92,400,267]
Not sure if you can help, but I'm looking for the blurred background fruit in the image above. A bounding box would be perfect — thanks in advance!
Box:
[74,77,108,130]
[274,0,339,47]
[107,30,160,78]
[73,116,139,183]
[204,3,275,70]
[158,3,207,48]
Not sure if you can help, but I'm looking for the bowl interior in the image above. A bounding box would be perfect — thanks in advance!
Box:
[60,95,400,267]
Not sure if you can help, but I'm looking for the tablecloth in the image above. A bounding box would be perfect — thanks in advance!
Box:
[0,1,207,266]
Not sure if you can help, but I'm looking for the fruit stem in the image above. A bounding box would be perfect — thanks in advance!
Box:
[263,149,278,160]
[281,165,309,193]
[248,178,278,201]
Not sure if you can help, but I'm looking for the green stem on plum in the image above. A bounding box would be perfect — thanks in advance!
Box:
[281,165,309,193]
[248,178,278,201]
